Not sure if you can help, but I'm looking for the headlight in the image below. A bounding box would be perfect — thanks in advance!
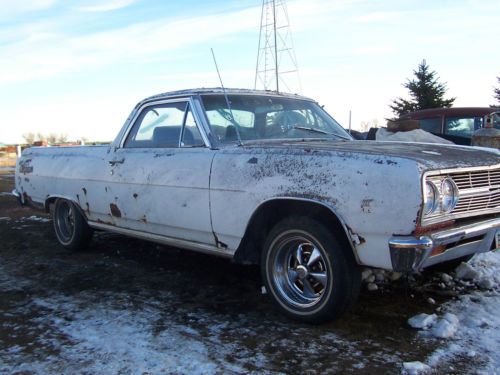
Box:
[441,178,458,213]
[424,181,439,215]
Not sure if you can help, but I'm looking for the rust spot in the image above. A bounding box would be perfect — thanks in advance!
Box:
[247,157,258,164]
[82,187,87,195]
[140,215,147,223]
[109,203,122,218]
[24,177,30,182]
[105,187,108,192]
[85,202,90,214]
[133,193,138,199]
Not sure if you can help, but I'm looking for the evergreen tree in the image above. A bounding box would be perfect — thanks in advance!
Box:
[390,59,455,117]
[494,76,500,105]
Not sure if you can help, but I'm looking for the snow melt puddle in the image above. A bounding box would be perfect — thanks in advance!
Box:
[405,251,500,374]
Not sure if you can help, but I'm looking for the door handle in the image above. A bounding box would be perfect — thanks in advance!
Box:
[108,158,125,166]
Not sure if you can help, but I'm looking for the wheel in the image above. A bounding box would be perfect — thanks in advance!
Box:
[53,198,93,250]
[261,216,361,323]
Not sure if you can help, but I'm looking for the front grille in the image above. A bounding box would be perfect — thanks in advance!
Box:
[424,165,500,225]
[449,169,500,190]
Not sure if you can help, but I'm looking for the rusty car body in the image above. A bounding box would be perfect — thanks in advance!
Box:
[13,89,500,322]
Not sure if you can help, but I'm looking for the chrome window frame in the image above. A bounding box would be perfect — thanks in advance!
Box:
[118,97,212,149]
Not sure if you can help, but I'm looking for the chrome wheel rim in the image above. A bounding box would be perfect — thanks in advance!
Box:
[270,233,329,309]
[55,201,75,243]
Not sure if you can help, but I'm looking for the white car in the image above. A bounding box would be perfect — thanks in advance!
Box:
[14,88,500,323]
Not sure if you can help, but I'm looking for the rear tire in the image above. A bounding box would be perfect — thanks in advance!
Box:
[53,198,93,251]
[261,216,361,323]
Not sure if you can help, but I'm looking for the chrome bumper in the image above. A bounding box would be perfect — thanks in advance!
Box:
[389,217,500,272]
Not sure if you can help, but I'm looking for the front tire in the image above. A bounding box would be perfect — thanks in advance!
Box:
[261,216,360,323]
[53,198,93,251]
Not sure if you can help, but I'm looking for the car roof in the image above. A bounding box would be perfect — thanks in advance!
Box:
[137,88,315,107]
[401,107,500,119]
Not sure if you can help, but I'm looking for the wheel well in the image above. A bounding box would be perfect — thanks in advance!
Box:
[233,199,355,265]
[45,197,57,213]
[44,196,87,220]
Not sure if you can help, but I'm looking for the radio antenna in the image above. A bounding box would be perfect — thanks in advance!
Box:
[210,48,242,146]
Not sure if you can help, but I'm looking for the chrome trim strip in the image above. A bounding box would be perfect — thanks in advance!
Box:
[424,163,500,178]
[388,236,433,249]
[88,221,234,258]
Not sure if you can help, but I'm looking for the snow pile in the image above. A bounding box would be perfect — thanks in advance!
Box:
[408,313,437,330]
[375,128,453,144]
[407,251,500,373]
[408,312,459,339]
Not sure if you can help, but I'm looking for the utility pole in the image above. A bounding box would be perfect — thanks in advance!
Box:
[254,0,301,94]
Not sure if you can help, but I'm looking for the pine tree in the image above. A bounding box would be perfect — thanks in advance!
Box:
[494,76,500,105]
[390,59,455,117]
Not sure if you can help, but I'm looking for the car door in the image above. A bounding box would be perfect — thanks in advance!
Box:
[104,98,216,245]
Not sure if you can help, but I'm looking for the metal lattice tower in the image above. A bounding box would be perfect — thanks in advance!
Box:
[254,0,301,94]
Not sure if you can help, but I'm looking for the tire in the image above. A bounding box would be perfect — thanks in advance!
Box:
[261,216,361,323]
[53,198,93,251]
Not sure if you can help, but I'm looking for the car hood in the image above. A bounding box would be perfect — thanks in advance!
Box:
[241,140,500,171]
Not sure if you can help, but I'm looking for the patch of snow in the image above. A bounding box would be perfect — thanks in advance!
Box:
[408,313,437,330]
[367,283,378,291]
[402,361,431,375]
[430,315,458,339]
[416,251,500,373]
[0,192,13,196]
[26,215,51,223]
[0,217,10,221]
[454,262,479,280]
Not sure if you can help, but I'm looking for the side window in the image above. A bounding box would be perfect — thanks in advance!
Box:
[125,102,205,148]
[182,108,204,147]
[418,117,441,133]
[445,116,482,138]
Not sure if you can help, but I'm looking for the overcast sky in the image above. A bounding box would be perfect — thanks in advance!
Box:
[0,0,498,144]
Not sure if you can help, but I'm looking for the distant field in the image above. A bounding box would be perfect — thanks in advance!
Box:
[0,157,16,167]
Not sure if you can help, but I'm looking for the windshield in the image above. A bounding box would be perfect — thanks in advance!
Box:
[201,94,351,143]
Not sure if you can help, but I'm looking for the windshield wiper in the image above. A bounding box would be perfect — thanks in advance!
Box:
[292,126,351,140]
